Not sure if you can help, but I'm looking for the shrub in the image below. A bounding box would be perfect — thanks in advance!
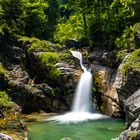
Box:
[115,23,140,50]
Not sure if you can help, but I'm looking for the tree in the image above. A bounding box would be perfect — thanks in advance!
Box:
[45,0,60,41]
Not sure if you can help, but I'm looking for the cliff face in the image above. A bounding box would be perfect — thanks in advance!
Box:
[89,48,140,139]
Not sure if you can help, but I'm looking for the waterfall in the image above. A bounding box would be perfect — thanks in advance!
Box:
[70,50,93,112]
[47,50,107,122]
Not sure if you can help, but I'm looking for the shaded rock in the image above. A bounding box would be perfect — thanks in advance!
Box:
[125,89,140,125]
[9,65,29,84]
[88,49,118,67]
[65,39,80,48]
[0,133,13,140]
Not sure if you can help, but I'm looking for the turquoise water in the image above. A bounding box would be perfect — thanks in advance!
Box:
[28,118,124,140]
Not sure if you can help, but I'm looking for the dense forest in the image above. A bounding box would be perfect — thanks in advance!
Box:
[0,0,140,49]
[0,0,140,140]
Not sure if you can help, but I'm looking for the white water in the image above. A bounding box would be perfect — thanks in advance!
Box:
[70,50,87,72]
[47,51,107,122]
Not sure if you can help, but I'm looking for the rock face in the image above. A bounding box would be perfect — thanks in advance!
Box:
[125,89,140,125]
[89,49,120,116]
[112,116,140,140]
[8,65,71,113]
[0,133,13,140]
[91,64,119,116]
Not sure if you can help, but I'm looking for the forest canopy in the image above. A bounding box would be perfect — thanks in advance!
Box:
[0,0,140,50]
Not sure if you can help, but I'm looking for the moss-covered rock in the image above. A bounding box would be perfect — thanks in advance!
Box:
[122,49,140,76]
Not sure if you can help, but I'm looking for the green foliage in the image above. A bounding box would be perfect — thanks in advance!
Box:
[55,43,62,50]
[55,14,85,43]
[122,49,140,76]
[0,64,8,77]
[0,0,60,40]
[21,0,49,38]
[115,26,134,50]
[38,52,61,78]
[115,23,140,50]
[0,91,13,111]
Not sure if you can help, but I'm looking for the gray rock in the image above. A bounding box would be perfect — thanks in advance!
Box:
[0,133,13,140]
[65,39,80,48]
[55,62,75,75]
[113,116,140,140]
[125,89,140,125]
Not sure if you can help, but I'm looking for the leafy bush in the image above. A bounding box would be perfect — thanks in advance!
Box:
[55,14,85,43]
[115,23,140,50]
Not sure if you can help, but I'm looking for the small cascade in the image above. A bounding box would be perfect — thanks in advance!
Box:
[70,50,87,72]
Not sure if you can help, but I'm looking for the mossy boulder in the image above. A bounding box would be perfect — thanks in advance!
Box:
[37,52,61,78]
[117,49,140,103]
[122,49,140,76]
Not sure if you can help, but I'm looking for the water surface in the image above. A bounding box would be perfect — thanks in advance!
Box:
[28,118,124,140]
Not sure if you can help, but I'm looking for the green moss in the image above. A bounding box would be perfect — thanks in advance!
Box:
[0,64,8,77]
[0,91,13,109]
[55,43,62,50]
[29,40,54,52]
[19,36,54,52]
[38,52,61,78]
[38,52,59,64]
[122,49,140,76]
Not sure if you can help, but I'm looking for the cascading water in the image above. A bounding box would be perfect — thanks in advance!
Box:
[48,50,107,122]
[70,50,93,112]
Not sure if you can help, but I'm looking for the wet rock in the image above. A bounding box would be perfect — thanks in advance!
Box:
[0,133,13,140]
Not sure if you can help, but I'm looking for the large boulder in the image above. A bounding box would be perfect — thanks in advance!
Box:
[125,89,140,125]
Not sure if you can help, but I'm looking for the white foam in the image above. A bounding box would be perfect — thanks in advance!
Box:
[47,112,108,123]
